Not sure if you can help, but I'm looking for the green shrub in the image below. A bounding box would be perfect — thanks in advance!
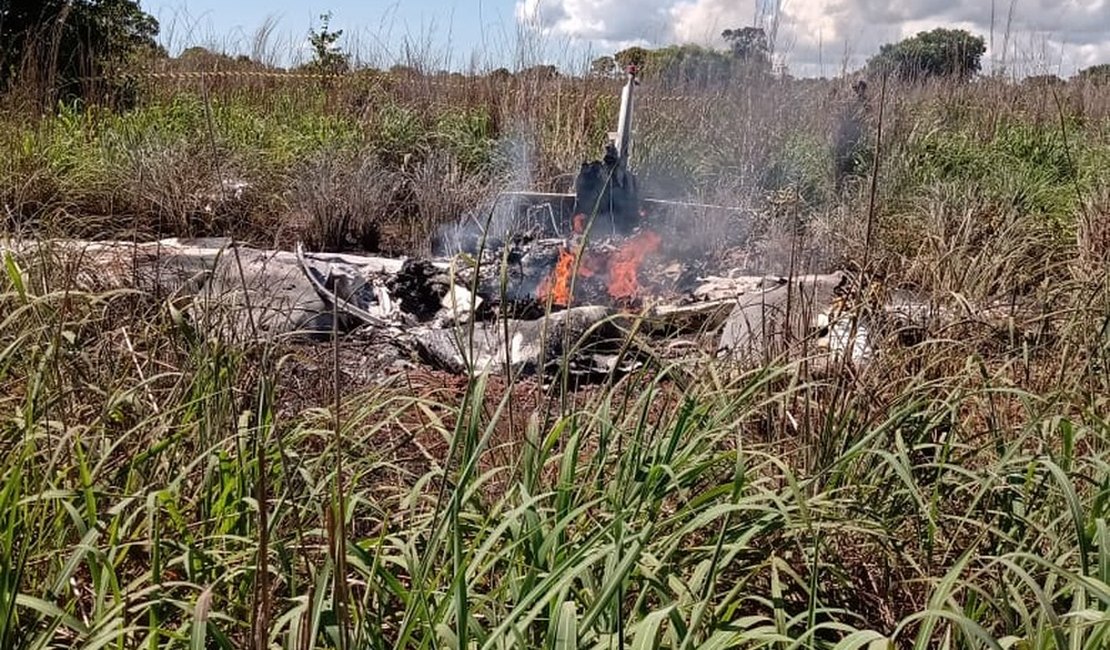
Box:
[433,107,495,171]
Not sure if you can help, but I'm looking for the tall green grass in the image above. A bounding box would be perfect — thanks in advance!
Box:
[3,228,1110,648]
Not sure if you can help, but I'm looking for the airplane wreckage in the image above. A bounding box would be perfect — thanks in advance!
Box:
[1,68,1029,382]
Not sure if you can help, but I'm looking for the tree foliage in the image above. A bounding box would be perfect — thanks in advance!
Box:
[614,47,651,71]
[307,12,349,74]
[606,42,769,88]
[519,64,559,80]
[0,0,160,97]
[1022,74,1064,88]
[868,28,986,82]
[644,44,735,86]
[1077,64,1110,84]
[599,26,772,88]
[176,46,257,71]
[722,26,770,71]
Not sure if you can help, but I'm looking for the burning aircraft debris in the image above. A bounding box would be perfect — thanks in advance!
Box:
[533,226,663,308]
[0,67,981,383]
[1,233,929,382]
[434,65,744,311]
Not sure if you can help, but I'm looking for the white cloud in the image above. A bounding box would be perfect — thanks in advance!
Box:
[516,0,677,48]
[515,0,1110,76]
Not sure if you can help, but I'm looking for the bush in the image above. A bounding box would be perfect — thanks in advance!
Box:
[0,0,161,104]
[868,28,987,82]
[1077,63,1110,85]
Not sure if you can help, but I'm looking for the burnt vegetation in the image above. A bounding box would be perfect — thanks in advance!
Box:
[2,5,1110,649]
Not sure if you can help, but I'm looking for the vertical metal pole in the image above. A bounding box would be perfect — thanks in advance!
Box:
[615,68,635,169]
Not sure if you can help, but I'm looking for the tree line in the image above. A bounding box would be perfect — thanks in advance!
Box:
[591,27,1110,87]
[2,2,1109,104]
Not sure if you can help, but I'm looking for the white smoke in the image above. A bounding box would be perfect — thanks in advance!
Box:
[515,0,1110,76]
[431,127,540,257]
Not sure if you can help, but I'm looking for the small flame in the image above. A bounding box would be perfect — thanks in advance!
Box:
[607,230,661,302]
[537,247,577,306]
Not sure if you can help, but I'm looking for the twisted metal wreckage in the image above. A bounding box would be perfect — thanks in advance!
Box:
[4,235,899,378]
[3,68,998,380]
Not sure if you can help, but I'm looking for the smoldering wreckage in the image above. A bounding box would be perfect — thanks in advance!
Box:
[3,70,1003,383]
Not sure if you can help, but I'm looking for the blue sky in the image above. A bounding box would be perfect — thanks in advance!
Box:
[141,0,596,71]
[141,0,1110,77]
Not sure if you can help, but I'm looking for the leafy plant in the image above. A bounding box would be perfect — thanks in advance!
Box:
[307,12,349,74]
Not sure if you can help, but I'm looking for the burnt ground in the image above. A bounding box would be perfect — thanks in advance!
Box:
[269,326,695,497]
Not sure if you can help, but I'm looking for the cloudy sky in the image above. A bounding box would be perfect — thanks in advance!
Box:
[147,0,1109,76]
[515,0,1109,76]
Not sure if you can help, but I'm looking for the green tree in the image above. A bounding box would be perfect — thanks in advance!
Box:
[176,46,257,71]
[519,64,559,80]
[1077,63,1110,84]
[646,44,734,87]
[1022,74,1064,88]
[307,12,349,74]
[0,0,160,99]
[868,28,986,82]
[722,26,770,72]
[614,46,650,70]
[610,45,735,87]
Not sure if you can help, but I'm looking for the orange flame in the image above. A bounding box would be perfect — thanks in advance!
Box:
[537,247,577,306]
[607,230,661,302]
[536,229,660,307]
